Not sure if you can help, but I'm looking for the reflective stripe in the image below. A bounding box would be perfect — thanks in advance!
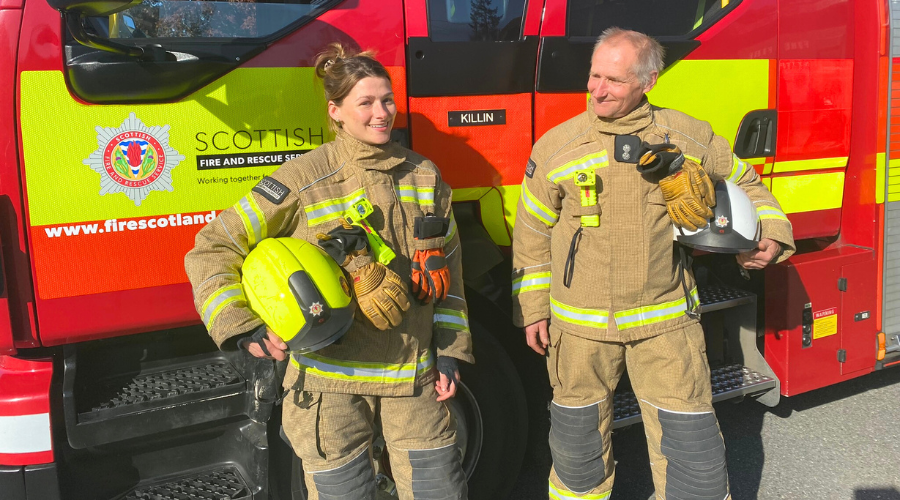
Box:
[396,185,435,206]
[772,156,848,174]
[770,172,844,213]
[512,272,551,296]
[304,188,366,225]
[522,181,559,226]
[613,288,699,330]
[292,351,434,384]
[727,154,753,183]
[0,413,52,454]
[547,151,609,184]
[202,284,245,329]
[434,308,470,332]
[684,154,703,164]
[548,481,610,500]
[444,212,458,245]
[234,195,267,248]
[756,204,789,221]
[550,297,609,329]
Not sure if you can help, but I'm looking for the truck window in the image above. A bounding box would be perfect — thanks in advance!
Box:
[428,0,528,41]
[567,0,740,38]
[87,0,336,41]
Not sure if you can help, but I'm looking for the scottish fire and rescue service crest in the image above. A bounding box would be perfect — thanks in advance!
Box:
[83,113,184,206]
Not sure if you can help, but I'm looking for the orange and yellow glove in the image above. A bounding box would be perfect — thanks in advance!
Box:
[641,145,716,231]
[411,215,451,304]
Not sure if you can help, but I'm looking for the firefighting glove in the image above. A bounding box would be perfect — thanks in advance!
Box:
[411,215,451,304]
[316,221,370,269]
[436,356,460,386]
[237,325,271,356]
[647,146,716,231]
[351,261,411,330]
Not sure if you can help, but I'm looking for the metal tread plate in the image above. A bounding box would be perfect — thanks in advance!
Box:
[698,285,755,314]
[612,364,775,429]
[122,465,251,500]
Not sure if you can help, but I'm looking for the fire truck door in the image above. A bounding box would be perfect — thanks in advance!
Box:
[405,0,543,248]
[18,0,407,345]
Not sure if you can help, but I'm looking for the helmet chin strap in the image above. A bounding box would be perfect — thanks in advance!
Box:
[678,244,700,320]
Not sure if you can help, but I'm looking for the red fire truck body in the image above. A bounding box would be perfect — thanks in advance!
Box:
[0,0,897,498]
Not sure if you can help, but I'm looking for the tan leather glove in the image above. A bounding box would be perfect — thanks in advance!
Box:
[657,157,717,231]
[350,261,411,330]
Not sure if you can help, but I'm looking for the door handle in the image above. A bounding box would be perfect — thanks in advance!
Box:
[734,109,777,159]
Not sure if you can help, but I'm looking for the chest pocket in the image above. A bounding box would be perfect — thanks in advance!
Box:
[300,176,366,233]
[394,172,437,216]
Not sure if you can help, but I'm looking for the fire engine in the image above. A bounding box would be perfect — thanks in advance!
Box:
[1,0,897,498]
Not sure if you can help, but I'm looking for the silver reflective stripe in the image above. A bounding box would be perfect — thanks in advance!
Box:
[548,154,608,184]
[238,197,264,245]
[434,309,469,331]
[305,191,366,224]
[202,286,243,326]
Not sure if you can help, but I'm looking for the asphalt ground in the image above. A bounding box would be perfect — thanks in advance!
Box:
[507,366,900,500]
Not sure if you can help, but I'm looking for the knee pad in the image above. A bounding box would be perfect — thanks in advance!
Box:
[408,444,467,500]
[311,449,376,500]
[657,409,728,500]
[548,402,605,494]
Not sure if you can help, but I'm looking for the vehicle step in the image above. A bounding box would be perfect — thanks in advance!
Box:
[698,285,755,313]
[611,364,775,429]
[121,465,251,500]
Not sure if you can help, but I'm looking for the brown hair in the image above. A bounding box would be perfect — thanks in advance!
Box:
[314,43,392,131]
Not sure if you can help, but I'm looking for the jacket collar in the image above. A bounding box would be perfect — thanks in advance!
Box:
[334,129,407,171]
[589,97,654,138]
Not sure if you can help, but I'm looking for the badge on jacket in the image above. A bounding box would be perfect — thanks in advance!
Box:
[253,176,289,204]
[614,135,642,164]
[525,158,536,178]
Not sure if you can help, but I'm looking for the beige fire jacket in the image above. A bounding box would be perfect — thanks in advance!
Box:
[511,99,794,342]
[185,131,473,397]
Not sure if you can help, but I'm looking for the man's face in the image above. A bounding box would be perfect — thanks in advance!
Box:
[587,41,657,119]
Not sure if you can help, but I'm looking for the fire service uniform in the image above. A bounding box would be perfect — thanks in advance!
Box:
[511,99,794,500]
[186,131,472,500]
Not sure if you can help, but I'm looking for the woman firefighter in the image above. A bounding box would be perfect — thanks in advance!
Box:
[184,43,472,500]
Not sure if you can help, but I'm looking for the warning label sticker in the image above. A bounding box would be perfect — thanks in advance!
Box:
[813,307,838,339]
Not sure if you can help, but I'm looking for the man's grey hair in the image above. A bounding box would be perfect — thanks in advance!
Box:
[594,27,665,87]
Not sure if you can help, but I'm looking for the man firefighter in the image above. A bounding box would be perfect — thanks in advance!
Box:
[511,28,794,499]
[185,44,471,500]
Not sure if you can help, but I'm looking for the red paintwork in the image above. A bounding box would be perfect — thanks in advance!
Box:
[785,209,841,240]
[778,0,854,60]
[37,283,198,346]
[540,0,564,36]
[534,92,585,142]
[0,355,53,465]
[405,0,428,38]
[15,0,61,72]
[765,246,877,396]
[522,0,544,37]
[689,0,777,60]
[409,94,532,189]
[0,0,23,8]
[775,59,853,163]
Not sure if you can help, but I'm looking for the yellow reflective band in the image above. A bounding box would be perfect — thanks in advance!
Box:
[451,187,491,201]
[478,188,511,246]
[444,211,458,245]
[522,181,560,227]
[756,204,788,221]
[770,172,844,214]
[613,288,699,330]
[201,284,245,330]
[304,188,366,225]
[728,154,753,183]
[648,59,769,149]
[395,185,435,206]
[234,195,267,249]
[772,157,848,173]
[877,152,886,204]
[434,308,470,332]
[684,154,702,164]
[548,481,610,500]
[884,154,900,203]
[292,351,434,384]
[547,152,609,184]
[511,271,551,296]
[550,297,609,329]
[497,184,521,231]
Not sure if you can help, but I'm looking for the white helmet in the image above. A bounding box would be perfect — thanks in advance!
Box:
[674,180,761,253]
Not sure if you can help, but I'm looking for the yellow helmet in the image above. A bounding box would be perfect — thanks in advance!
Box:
[241,238,355,353]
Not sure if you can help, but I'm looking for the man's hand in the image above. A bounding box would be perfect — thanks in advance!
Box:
[737,238,782,270]
[525,319,550,355]
[244,330,288,361]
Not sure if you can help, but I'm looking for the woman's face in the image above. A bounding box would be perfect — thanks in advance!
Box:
[328,76,396,145]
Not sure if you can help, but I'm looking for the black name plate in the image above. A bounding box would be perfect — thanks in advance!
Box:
[448,109,506,127]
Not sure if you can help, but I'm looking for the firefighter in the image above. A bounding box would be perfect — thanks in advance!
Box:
[511,28,794,500]
[185,43,472,500]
